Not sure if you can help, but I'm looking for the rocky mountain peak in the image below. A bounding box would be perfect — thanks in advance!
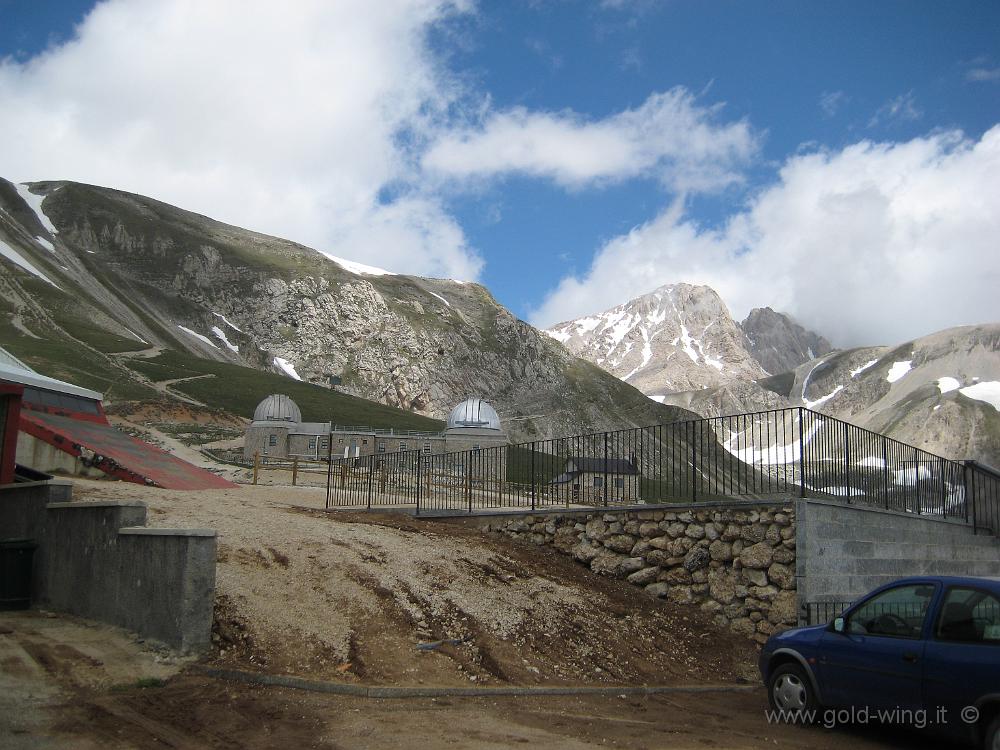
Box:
[740,307,832,375]
[546,282,767,394]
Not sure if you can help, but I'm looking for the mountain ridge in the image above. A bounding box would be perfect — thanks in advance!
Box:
[0,177,691,441]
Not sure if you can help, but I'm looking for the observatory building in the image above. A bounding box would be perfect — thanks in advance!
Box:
[243,395,508,461]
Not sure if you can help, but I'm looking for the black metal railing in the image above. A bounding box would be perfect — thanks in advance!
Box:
[801,599,1000,627]
[321,407,1000,536]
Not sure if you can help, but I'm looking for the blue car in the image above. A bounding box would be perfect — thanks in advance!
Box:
[760,576,1000,749]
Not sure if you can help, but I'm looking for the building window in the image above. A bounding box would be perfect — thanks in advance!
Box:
[268,435,277,447]
[308,438,317,450]
[423,458,431,468]
[362,439,368,446]
[338,438,344,444]
[399,441,407,451]
[320,438,329,449]
[615,477,625,489]
[378,442,386,453]
[423,443,431,453]
[593,476,603,488]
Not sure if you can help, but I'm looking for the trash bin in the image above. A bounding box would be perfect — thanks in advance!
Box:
[0,539,37,611]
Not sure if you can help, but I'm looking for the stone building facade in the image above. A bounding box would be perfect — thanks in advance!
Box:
[549,456,641,504]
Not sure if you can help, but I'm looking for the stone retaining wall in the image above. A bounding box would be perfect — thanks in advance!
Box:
[485,504,797,644]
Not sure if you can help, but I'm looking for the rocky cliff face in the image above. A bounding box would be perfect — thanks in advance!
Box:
[546,283,767,394]
[0,178,687,441]
[739,307,832,376]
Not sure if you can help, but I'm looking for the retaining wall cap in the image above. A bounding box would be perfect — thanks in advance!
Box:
[118,527,217,537]
[797,497,971,527]
[46,500,148,509]
[0,478,74,490]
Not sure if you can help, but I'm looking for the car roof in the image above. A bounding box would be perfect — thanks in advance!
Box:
[880,576,1000,589]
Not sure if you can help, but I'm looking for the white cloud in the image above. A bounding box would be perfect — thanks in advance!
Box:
[0,0,481,280]
[422,88,758,192]
[819,90,847,118]
[967,67,1000,82]
[531,126,1000,348]
[869,90,923,128]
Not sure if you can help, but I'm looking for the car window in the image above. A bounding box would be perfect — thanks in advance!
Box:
[846,584,935,639]
[936,586,1000,644]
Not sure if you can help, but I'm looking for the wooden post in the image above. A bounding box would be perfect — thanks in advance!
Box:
[292,457,299,486]
[253,451,260,485]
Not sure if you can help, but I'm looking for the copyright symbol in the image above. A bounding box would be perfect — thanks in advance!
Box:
[961,706,979,724]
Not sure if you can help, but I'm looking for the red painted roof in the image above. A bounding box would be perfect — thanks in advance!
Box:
[20,410,236,490]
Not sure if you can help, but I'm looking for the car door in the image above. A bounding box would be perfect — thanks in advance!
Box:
[817,582,937,710]
[922,585,1000,741]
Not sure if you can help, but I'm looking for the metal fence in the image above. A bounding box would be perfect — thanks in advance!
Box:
[322,407,1000,536]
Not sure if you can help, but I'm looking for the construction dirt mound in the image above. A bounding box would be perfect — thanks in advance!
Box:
[73,480,757,687]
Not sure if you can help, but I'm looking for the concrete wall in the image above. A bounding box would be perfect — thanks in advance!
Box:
[796,498,1000,606]
[0,480,216,653]
[16,432,107,478]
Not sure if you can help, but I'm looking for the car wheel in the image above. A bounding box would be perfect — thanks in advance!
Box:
[768,663,817,721]
[984,715,1000,750]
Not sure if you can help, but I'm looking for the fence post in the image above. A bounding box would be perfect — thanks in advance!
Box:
[604,433,609,508]
[253,451,259,485]
[416,454,422,516]
[690,421,697,503]
[292,457,299,487]
[940,458,947,517]
[843,421,851,504]
[325,435,333,510]
[798,408,806,499]
[967,463,977,533]
[366,458,373,511]
[530,442,536,512]
[913,447,921,515]
[466,461,472,514]
[882,435,890,510]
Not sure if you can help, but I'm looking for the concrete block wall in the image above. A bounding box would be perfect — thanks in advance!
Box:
[796,498,1000,606]
[0,480,217,653]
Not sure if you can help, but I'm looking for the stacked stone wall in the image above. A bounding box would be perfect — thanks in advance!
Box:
[487,504,797,644]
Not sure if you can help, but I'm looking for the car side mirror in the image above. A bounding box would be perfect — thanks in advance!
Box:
[833,617,845,633]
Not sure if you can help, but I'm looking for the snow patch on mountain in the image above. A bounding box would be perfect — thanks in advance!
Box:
[804,384,843,409]
[15,183,59,235]
[177,325,218,349]
[960,381,1000,411]
[937,377,960,394]
[722,418,823,466]
[0,238,59,287]
[213,312,244,333]
[211,326,239,353]
[427,291,451,307]
[886,360,912,383]
[329,255,394,277]
[851,359,878,378]
[35,236,55,253]
[274,357,302,381]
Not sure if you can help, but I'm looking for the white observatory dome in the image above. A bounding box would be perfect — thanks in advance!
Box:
[446,398,501,431]
[252,394,302,423]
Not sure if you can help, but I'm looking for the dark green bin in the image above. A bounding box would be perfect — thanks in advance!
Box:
[0,539,37,610]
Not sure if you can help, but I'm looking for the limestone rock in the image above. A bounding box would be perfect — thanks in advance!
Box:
[740,541,774,570]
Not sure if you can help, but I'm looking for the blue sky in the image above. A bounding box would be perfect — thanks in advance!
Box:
[1,1,998,345]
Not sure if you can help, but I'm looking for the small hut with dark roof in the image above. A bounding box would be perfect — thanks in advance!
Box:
[550,455,641,504]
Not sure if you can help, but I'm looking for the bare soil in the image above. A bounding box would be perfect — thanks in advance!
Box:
[2,478,965,748]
